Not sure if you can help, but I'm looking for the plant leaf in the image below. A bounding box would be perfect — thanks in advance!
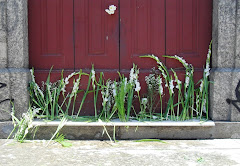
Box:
[135,139,167,143]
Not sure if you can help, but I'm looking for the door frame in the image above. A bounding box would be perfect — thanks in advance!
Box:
[3,0,238,121]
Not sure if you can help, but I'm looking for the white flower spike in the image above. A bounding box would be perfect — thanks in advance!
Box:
[135,80,141,92]
[169,79,174,94]
[105,5,117,15]
[109,5,117,11]
[141,98,148,105]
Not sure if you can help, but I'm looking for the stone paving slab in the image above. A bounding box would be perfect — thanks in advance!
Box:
[1,121,240,140]
[32,119,216,127]
[0,139,240,166]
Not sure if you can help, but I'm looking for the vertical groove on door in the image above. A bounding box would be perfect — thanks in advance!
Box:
[73,0,76,71]
[119,0,121,72]
[164,0,167,110]
[164,0,166,61]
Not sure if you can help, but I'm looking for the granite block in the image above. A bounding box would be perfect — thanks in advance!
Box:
[7,0,28,68]
[210,68,232,121]
[0,121,13,138]
[235,0,240,68]
[0,0,6,43]
[236,0,240,68]
[230,69,240,121]
[0,0,7,68]
[0,69,11,121]
[212,0,236,68]
[0,42,7,68]
[9,68,30,119]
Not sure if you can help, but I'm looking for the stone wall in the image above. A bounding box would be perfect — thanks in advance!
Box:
[210,0,240,121]
[0,0,29,121]
[0,0,239,122]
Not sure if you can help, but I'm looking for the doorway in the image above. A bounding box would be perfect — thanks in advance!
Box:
[28,0,212,114]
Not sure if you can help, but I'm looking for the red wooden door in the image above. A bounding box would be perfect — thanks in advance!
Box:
[120,0,212,70]
[120,0,165,70]
[29,0,212,75]
[29,0,119,81]
[29,0,212,114]
[165,0,212,69]
[119,0,212,96]
[29,0,74,70]
[74,0,119,72]
[73,0,119,115]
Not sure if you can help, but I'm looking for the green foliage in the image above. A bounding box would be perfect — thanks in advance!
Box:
[197,157,204,163]
[141,40,212,121]
[135,139,167,143]
[8,104,40,142]
[7,42,212,145]
[28,42,212,122]
[46,117,67,146]
[54,133,72,147]
[29,68,90,120]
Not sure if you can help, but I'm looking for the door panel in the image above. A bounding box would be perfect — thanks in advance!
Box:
[73,0,119,115]
[166,0,212,69]
[120,0,165,70]
[29,0,74,69]
[29,0,213,115]
[74,0,119,70]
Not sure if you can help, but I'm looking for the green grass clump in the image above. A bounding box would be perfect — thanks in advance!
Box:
[135,139,167,143]
[27,42,212,122]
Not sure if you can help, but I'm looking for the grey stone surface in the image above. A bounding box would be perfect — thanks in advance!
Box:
[1,139,240,166]
[1,121,240,139]
[33,126,119,140]
[212,0,236,68]
[0,0,7,68]
[0,0,6,43]
[0,68,30,121]
[213,122,240,138]
[120,126,214,140]
[9,68,29,119]
[33,122,240,140]
[0,121,13,138]
[211,0,240,122]
[0,69,11,121]
[235,0,240,68]
[7,0,28,68]
[119,122,240,139]
[212,0,218,68]
[0,42,7,68]
[230,69,240,121]
[210,69,232,121]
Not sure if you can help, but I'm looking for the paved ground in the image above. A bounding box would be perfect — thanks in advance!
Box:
[0,139,240,166]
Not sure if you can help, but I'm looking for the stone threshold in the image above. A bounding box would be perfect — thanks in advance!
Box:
[1,121,240,139]
[32,119,215,127]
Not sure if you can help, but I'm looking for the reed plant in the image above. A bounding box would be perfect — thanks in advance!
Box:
[113,70,138,122]
[27,42,211,122]
[141,40,211,121]
[91,65,103,119]
[99,80,115,121]
[29,68,91,119]
[99,64,141,122]
[113,76,127,121]
[145,71,160,120]
[127,64,139,121]
[140,55,175,120]
[76,71,91,117]
[29,67,65,120]
[8,104,40,142]
[197,41,212,120]
[162,55,196,120]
